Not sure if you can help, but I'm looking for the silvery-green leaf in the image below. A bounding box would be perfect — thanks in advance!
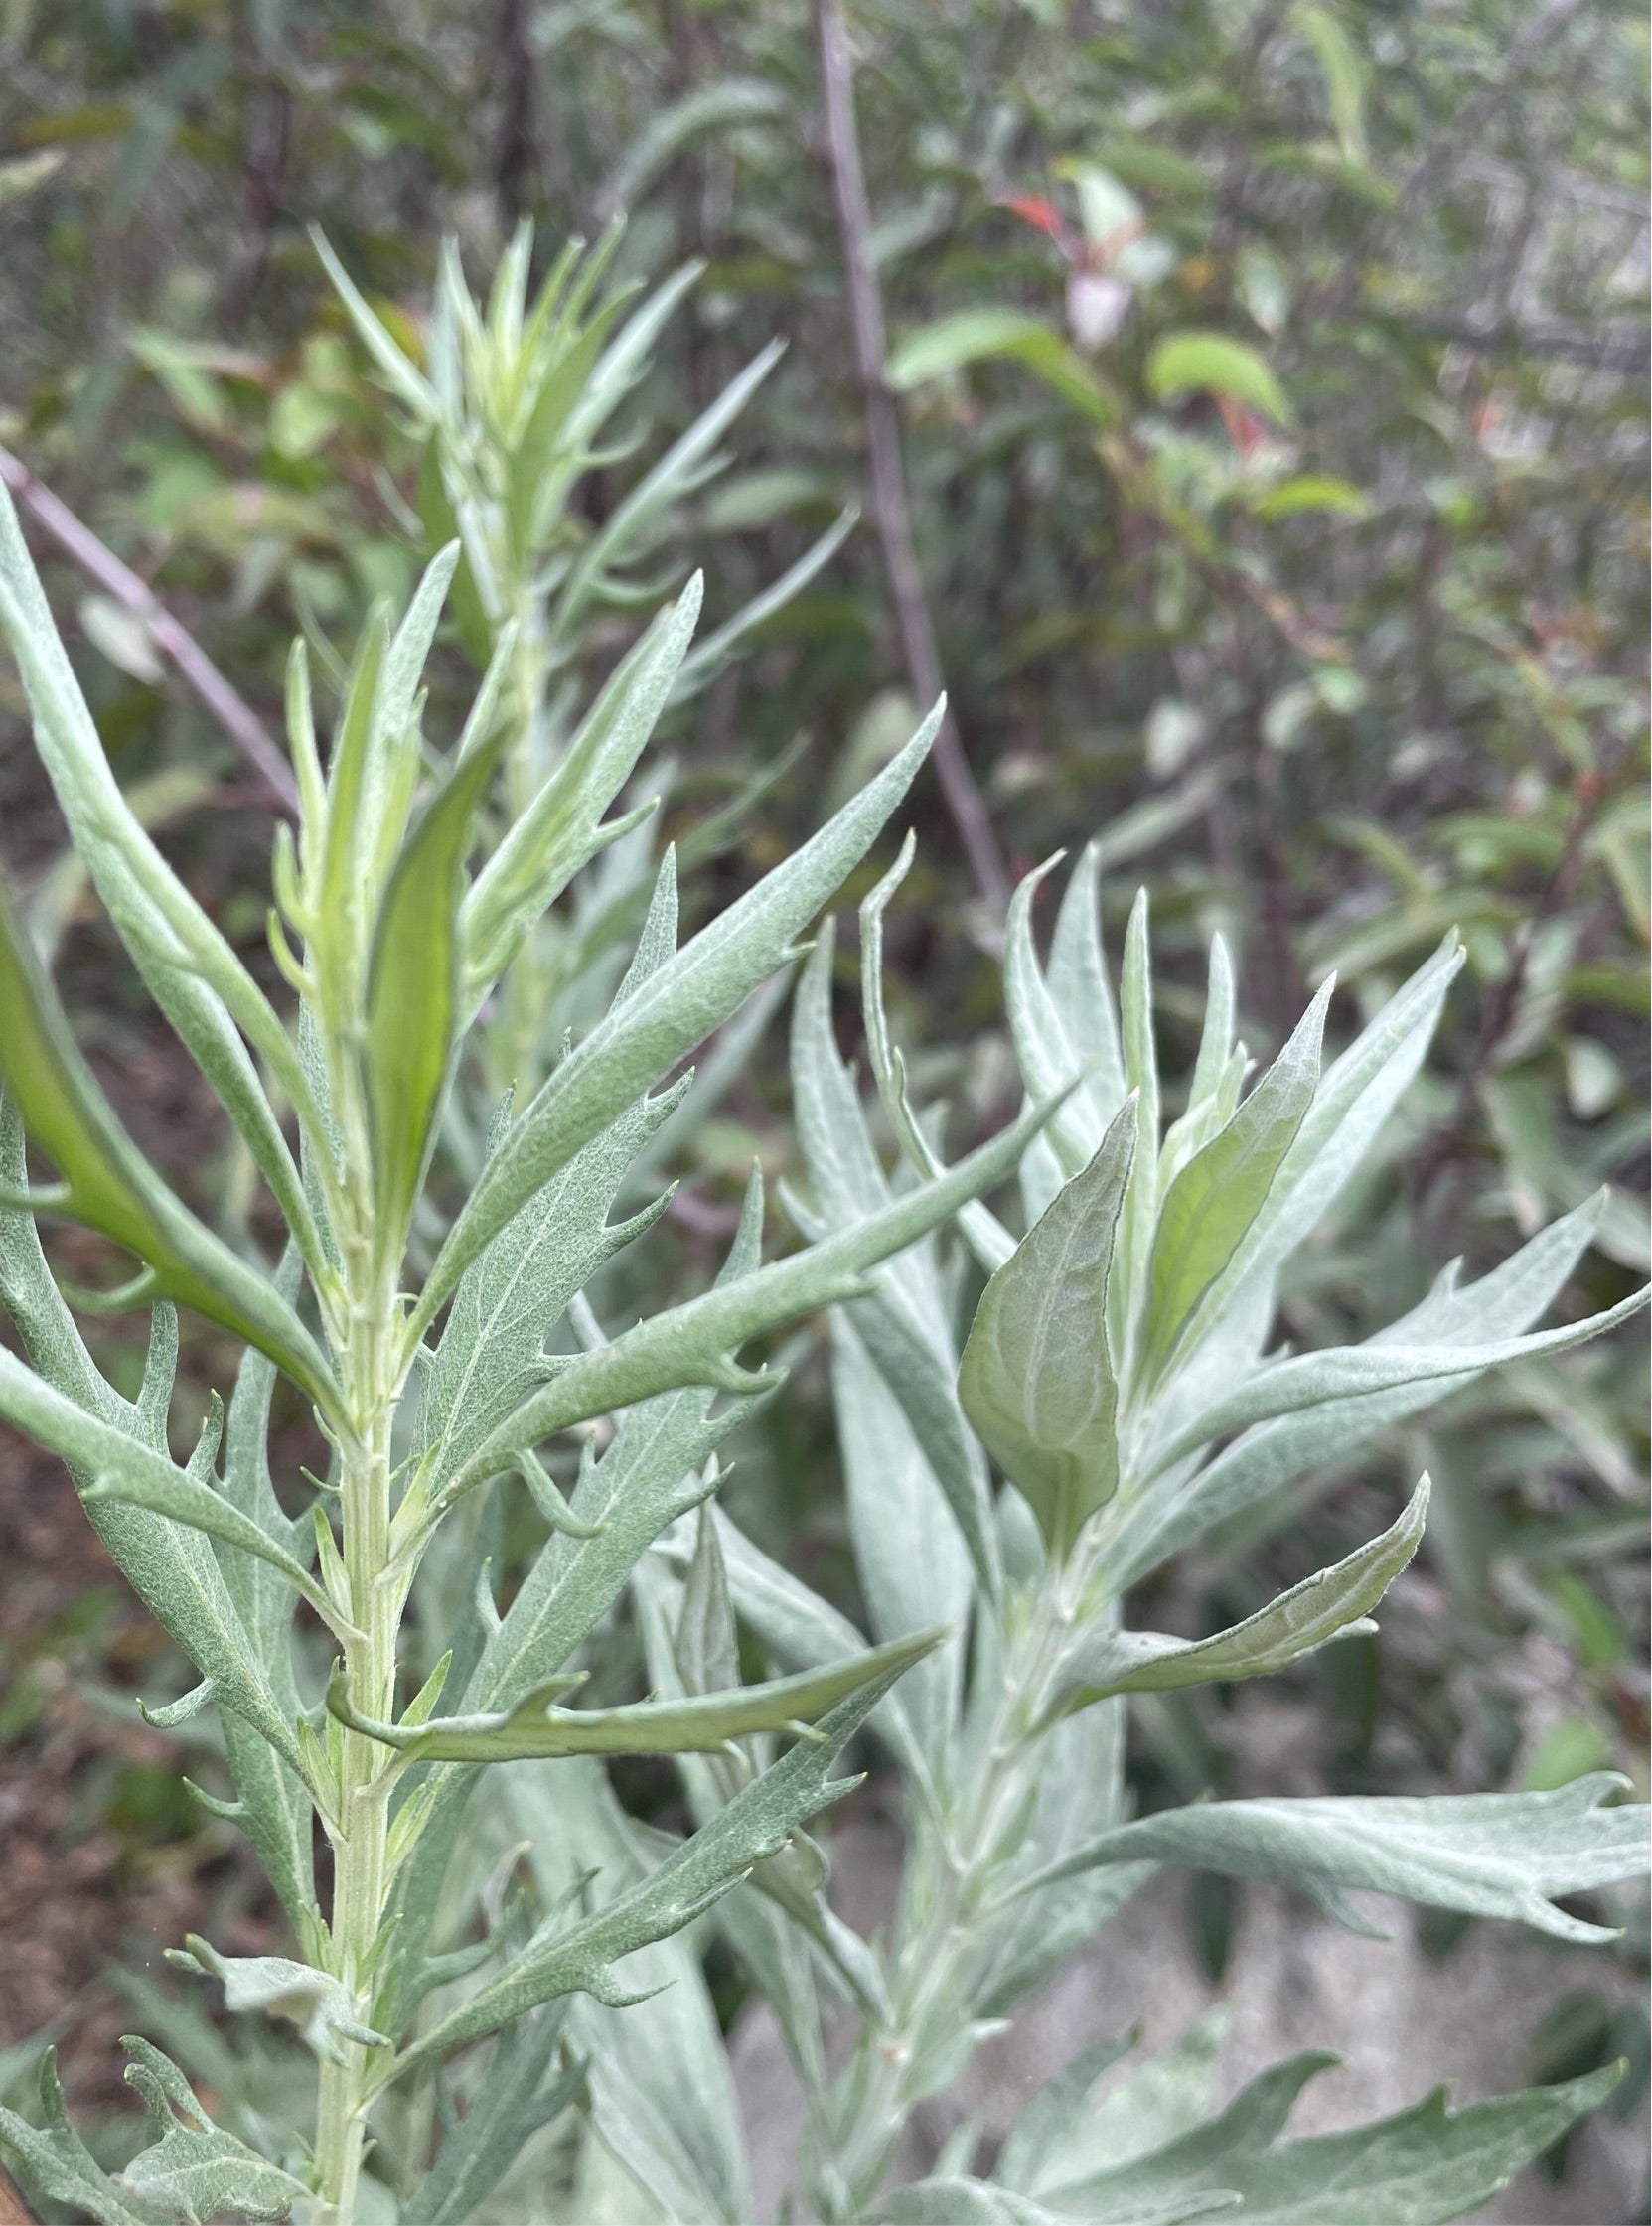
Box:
[995,2029,1139,2197]
[634,1539,890,2028]
[398,2007,581,2226]
[1141,981,1330,1386]
[1115,890,1159,1342]
[505,1757,752,2225]
[553,341,785,642]
[0,2048,157,2226]
[675,1502,741,1700]
[312,224,440,421]
[201,1258,317,1930]
[960,1103,1134,1561]
[0,1159,309,1783]
[1028,1773,1651,1942]
[0,878,341,1418]
[169,1935,387,2064]
[117,2036,308,2224]
[832,1315,970,1755]
[393,1653,918,2077]
[792,923,997,1592]
[872,2179,1084,2225]
[675,505,857,695]
[366,723,509,1249]
[377,1202,775,2037]
[1107,1193,1629,1585]
[411,702,944,1340]
[0,483,324,1257]
[856,832,1013,1274]
[1050,1482,1427,1713]
[464,580,703,993]
[1045,2057,1621,2226]
[415,1081,685,1495]
[1004,855,1108,1175]
[437,1089,1053,1513]
[1177,934,1464,1351]
[1024,2010,1231,2193]
[1046,842,1126,1126]
[333,1626,941,1763]
[1149,1282,1649,1470]
[0,1350,338,1630]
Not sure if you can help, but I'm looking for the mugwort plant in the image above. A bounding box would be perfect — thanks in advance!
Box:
[0,487,1644,2219]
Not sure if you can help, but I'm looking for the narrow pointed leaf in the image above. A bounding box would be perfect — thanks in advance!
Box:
[440,1089,1055,1508]
[1053,1481,1427,1712]
[0,881,341,1417]
[1152,1285,1650,1468]
[392,1651,923,2076]
[412,702,943,1340]
[1143,981,1330,1383]
[367,725,509,1244]
[1028,1774,1651,1942]
[335,1627,942,1763]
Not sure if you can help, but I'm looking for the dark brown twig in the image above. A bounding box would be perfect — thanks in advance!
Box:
[0,448,298,817]
[814,0,1008,913]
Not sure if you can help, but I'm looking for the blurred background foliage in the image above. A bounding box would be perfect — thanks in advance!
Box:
[0,0,1646,2161]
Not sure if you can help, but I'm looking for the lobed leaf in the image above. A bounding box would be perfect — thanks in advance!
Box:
[437,1087,1055,1513]
[118,2035,309,2224]
[1046,2056,1622,2225]
[332,1626,942,1764]
[411,701,945,1341]
[391,1650,925,2077]
[169,1935,388,2064]
[1027,1774,1651,1943]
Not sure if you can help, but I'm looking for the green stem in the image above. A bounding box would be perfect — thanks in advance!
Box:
[313,1265,401,2222]
[807,1563,1110,2220]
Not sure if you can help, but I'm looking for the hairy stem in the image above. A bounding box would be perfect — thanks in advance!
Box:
[806,1566,1109,2218]
[314,1255,403,2219]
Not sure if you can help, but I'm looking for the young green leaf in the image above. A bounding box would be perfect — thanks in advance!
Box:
[1142,979,1330,1385]
[1145,330,1292,425]
[366,724,509,1250]
[1050,1480,1427,1714]
[463,577,703,996]
[960,1102,1135,1561]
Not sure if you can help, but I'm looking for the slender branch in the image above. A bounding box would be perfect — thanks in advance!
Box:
[814,0,1008,913]
[0,447,299,816]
